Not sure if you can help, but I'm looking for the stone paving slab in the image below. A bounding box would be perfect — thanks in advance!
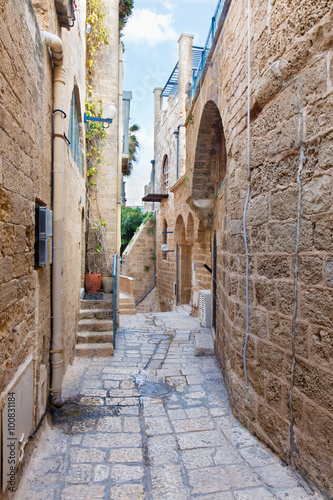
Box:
[15,311,324,500]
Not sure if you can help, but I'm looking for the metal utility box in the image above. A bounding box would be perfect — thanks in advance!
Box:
[198,290,212,328]
[54,0,75,29]
[0,357,34,492]
[35,207,53,266]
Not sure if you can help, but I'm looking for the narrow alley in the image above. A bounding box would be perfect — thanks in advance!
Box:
[15,311,322,500]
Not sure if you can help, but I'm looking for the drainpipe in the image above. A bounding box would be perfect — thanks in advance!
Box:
[173,125,185,181]
[42,31,65,407]
[151,159,155,212]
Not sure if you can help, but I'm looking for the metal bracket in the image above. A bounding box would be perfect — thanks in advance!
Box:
[52,133,70,146]
[52,109,67,118]
[50,349,63,355]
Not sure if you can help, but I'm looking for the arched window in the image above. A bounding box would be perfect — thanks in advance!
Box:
[68,90,82,173]
[162,156,169,194]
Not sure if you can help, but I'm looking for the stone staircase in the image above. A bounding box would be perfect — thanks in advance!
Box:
[119,292,136,315]
[76,298,114,357]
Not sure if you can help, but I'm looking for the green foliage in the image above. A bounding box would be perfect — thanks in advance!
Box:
[121,207,145,254]
[144,264,150,272]
[86,0,110,80]
[142,211,154,224]
[124,123,140,177]
[119,0,134,34]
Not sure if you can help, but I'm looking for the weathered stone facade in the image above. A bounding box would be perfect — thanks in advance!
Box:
[121,219,156,304]
[0,0,86,493]
[151,35,212,314]
[86,0,121,276]
[152,1,333,496]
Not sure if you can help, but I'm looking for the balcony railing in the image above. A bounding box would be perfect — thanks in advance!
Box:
[191,0,232,100]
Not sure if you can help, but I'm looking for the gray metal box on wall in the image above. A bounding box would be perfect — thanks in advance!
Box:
[198,290,212,328]
[54,0,75,29]
[0,357,34,492]
[35,207,53,267]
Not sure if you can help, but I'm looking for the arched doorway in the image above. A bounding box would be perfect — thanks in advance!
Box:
[188,100,227,332]
[188,100,226,226]
[174,214,192,306]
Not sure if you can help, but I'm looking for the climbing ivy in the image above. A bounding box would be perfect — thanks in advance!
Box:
[85,0,110,273]
[86,0,109,80]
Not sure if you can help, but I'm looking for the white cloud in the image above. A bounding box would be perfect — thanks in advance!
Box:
[123,9,178,46]
[136,127,154,152]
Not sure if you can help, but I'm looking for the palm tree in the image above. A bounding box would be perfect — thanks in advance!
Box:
[125,123,140,176]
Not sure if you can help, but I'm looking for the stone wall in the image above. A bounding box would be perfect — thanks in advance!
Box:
[122,219,155,303]
[86,0,120,275]
[136,287,160,313]
[184,0,333,496]
[0,0,86,493]
[153,34,213,314]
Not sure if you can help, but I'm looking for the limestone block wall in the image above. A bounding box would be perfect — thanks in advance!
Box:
[0,0,86,490]
[153,34,212,314]
[86,0,120,275]
[154,93,178,311]
[121,220,155,303]
[185,0,333,495]
[136,287,160,313]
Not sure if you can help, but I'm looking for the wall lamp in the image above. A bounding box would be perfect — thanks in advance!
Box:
[84,104,117,128]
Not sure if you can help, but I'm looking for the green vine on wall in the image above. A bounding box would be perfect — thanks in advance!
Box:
[85,0,134,273]
[85,0,110,273]
[86,0,109,80]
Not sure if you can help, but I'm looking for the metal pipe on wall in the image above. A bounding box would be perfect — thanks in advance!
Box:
[42,31,65,407]
[173,124,185,181]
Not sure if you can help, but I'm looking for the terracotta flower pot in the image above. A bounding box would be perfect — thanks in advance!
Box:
[85,273,101,294]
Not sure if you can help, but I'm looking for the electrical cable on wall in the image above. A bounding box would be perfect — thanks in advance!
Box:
[243,0,251,390]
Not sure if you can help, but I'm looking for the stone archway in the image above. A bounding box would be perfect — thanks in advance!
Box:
[174,214,192,305]
[187,100,226,226]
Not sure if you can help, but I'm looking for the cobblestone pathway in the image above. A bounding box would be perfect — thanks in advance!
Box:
[16,310,322,500]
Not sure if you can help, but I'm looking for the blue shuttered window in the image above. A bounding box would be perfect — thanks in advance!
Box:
[68,91,82,173]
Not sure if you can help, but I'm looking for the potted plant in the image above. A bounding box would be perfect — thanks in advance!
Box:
[85,215,112,294]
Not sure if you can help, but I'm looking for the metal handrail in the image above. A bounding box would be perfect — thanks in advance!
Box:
[112,254,117,348]
[191,0,231,99]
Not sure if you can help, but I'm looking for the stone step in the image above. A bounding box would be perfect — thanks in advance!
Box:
[80,299,113,310]
[119,302,136,310]
[78,319,113,332]
[75,343,114,357]
[79,309,112,320]
[77,331,113,344]
[119,307,136,315]
[119,297,135,305]
[194,328,215,356]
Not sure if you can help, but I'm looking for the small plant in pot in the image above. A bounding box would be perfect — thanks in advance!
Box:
[85,216,111,294]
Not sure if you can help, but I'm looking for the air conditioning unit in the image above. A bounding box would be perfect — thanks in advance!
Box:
[198,290,211,328]
[54,0,75,29]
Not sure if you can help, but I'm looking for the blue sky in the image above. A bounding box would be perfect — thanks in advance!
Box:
[122,0,218,206]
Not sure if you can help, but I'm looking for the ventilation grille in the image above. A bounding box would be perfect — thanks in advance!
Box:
[198,290,211,327]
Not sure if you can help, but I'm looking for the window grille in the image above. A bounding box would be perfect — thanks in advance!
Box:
[68,91,82,173]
